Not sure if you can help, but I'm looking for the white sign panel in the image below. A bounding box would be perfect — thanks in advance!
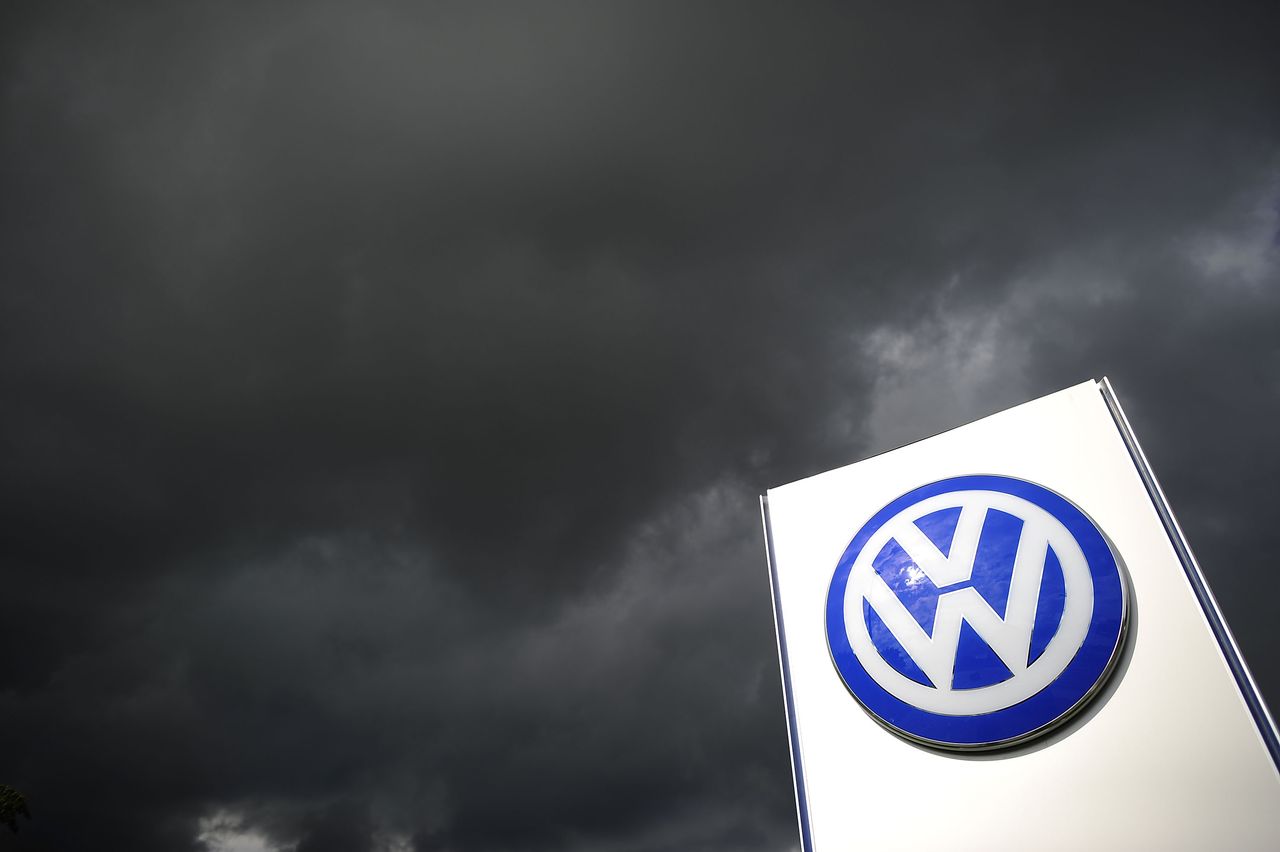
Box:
[762,379,1280,850]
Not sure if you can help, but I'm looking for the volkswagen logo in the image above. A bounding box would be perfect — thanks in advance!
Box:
[825,475,1128,750]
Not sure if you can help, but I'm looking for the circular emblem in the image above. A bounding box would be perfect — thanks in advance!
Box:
[826,475,1128,750]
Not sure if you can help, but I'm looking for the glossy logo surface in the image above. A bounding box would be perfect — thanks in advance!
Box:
[826,475,1127,749]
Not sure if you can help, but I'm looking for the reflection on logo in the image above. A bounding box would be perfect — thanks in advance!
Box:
[826,475,1127,750]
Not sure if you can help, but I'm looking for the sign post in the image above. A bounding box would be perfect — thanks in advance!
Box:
[762,379,1280,850]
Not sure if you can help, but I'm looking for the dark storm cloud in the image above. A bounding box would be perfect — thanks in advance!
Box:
[2,2,1278,849]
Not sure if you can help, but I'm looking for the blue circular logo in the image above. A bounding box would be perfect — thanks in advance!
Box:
[826,475,1128,750]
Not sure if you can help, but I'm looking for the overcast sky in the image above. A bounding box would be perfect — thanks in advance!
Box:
[2,2,1278,850]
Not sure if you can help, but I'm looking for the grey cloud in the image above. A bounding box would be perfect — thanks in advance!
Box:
[2,2,1278,849]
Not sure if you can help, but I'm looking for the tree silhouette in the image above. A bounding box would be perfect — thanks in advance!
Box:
[0,786,31,832]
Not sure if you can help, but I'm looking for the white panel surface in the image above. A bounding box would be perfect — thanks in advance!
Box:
[764,380,1280,850]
